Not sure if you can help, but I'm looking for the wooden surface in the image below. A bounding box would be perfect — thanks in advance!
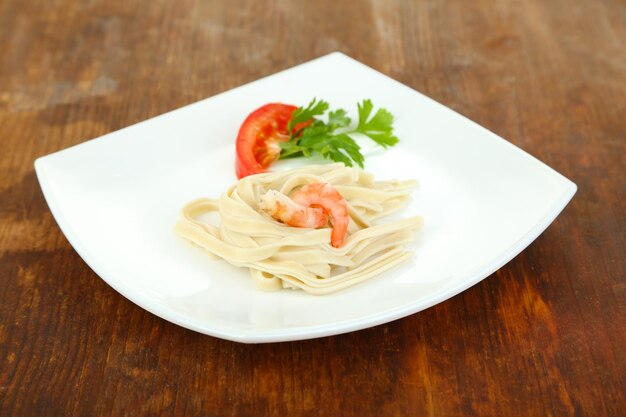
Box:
[1,0,624,415]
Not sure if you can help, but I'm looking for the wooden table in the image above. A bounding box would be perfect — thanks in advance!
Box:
[1,1,624,415]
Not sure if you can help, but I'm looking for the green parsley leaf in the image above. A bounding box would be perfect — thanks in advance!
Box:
[279,141,309,159]
[327,109,351,130]
[288,98,329,135]
[356,99,399,147]
[326,134,365,168]
[279,98,399,167]
[298,120,332,147]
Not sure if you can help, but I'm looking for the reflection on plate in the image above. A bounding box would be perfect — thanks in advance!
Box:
[35,52,576,343]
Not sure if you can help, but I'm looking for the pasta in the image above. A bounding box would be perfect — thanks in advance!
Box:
[175,164,423,294]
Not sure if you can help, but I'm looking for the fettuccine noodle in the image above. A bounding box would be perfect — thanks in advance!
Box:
[175,164,422,294]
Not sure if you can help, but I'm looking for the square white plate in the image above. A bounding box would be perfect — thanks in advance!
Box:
[35,52,576,343]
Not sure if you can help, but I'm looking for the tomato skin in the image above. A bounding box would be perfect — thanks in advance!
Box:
[235,103,298,179]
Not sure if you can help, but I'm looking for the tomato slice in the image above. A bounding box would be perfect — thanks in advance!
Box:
[235,103,298,179]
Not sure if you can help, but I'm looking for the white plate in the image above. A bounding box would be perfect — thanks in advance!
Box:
[35,52,576,343]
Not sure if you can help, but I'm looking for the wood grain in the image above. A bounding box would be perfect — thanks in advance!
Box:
[1,0,624,416]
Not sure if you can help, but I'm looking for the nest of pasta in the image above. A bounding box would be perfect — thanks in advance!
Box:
[175,164,422,294]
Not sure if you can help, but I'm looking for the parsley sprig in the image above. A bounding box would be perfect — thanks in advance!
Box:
[279,99,399,168]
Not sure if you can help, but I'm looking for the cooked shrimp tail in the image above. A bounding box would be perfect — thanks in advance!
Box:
[292,183,350,248]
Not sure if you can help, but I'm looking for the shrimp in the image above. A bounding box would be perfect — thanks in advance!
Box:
[259,183,350,247]
[259,190,328,229]
[292,183,349,248]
